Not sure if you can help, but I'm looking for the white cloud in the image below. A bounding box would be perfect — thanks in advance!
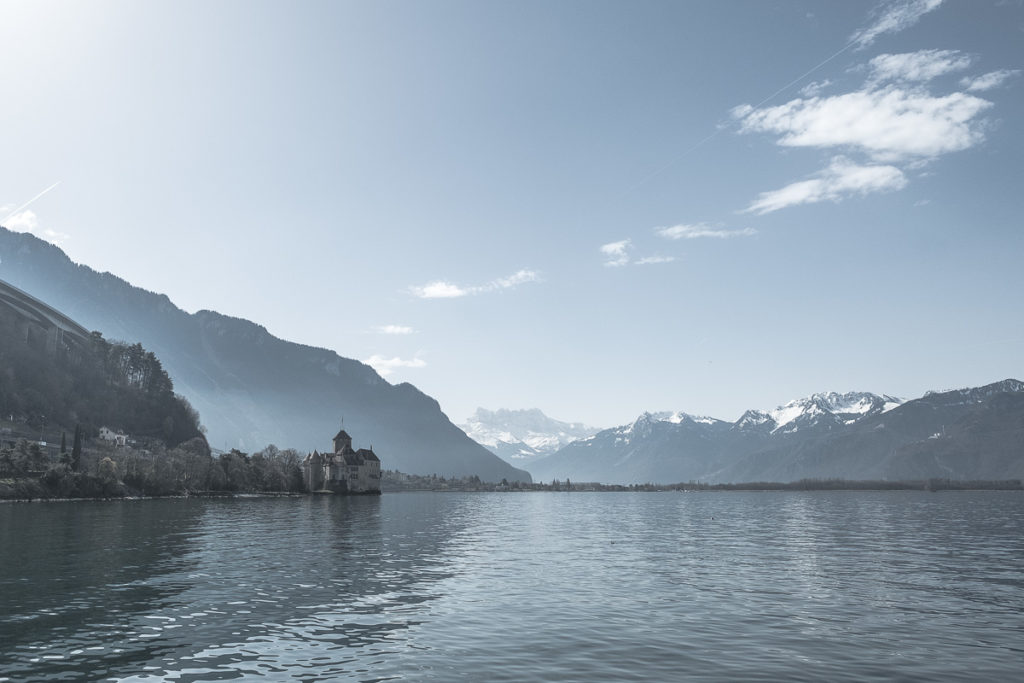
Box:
[410,281,468,298]
[635,255,676,265]
[600,239,631,267]
[409,269,540,299]
[600,239,679,267]
[799,79,833,97]
[0,181,61,227]
[868,49,973,84]
[656,224,757,240]
[364,354,427,377]
[745,156,907,214]
[734,86,991,162]
[5,209,38,233]
[492,269,541,289]
[730,2,1011,218]
[374,325,414,335]
[960,69,1021,92]
[850,0,944,48]
[3,209,71,246]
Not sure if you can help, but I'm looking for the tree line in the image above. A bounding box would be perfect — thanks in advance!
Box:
[0,300,203,446]
[0,438,308,499]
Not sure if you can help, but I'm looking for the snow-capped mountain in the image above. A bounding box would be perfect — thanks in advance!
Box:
[529,382,1023,484]
[459,408,600,465]
[758,391,904,434]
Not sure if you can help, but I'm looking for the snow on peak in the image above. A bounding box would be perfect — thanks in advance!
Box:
[622,411,721,431]
[666,411,720,425]
[643,411,720,425]
[735,409,774,429]
[623,412,660,433]
[762,391,904,433]
[460,407,600,461]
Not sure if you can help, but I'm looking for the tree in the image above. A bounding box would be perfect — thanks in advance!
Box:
[71,424,82,472]
[59,431,71,466]
[28,442,47,471]
[97,457,120,497]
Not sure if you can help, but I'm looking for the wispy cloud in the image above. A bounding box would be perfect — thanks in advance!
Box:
[600,240,632,267]
[409,269,540,299]
[1,182,70,246]
[600,239,676,267]
[657,224,757,240]
[734,87,991,162]
[732,26,1014,216]
[492,269,541,289]
[960,69,1021,92]
[3,209,72,247]
[850,0,944,48]
[635,255,676,265]
[0,181,61,227]
[364,354,426,377]
[799,79,833,97]
[373,325,415,335]
[744,156,907,214]
[868,49,973,84]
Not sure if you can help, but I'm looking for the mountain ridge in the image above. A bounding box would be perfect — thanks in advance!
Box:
[530,381,1023,484]
[459,407,599,465]
[0,227,530,483]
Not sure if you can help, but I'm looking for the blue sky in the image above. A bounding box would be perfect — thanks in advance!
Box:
[1,0,1022,427]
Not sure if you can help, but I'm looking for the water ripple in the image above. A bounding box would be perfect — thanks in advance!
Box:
[1,492,1023,681]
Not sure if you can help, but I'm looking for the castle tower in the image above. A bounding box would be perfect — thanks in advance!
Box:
[333,428,353,454]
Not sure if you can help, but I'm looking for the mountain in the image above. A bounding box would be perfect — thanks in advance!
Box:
[0,278,203,447]
[528,411,734,484]
[530,383,1024,484]
[458,408,599,465]
[755,391,904,435]
[0,227,530,483]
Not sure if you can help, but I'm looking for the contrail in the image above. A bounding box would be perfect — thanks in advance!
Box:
[0,181,62,226]
[620,37,859,197]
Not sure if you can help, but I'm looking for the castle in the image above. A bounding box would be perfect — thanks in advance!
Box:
[302,427,381,494]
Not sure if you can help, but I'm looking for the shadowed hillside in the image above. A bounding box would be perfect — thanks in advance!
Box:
[0,228,530,483]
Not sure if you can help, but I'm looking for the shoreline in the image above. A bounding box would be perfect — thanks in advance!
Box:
[3,481,1022,504]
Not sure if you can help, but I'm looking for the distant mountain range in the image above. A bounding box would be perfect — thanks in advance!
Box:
[0,227,530,483]
[529,381,1024,484]
[459,408,599,464]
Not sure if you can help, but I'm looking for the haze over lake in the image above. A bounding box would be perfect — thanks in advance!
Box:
[3,492,1022,681]
[2,0,1023,680]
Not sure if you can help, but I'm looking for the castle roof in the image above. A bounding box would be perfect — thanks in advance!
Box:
[356,448,379,462]
[334,429,352,441]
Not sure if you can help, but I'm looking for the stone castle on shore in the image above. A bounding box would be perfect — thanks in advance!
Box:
[302,427,381,494]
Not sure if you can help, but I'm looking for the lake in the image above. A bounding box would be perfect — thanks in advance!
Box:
[1,491,1022,681]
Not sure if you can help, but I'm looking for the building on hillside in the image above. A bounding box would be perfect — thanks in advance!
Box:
[303,427,381,494]
[99,426,128,447]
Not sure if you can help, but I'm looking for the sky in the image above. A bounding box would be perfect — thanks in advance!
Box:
[1,0,1022,428]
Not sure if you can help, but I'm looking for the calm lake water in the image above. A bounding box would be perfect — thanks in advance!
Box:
[1,491,1023,681]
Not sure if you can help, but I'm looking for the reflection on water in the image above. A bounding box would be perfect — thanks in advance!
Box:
[2,492,1023,681]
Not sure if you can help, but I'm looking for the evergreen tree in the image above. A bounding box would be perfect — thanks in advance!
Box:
[71,424,82,472]
[59,431,71,466]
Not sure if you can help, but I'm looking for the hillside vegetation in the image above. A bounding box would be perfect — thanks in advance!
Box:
[0,300,202,447]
